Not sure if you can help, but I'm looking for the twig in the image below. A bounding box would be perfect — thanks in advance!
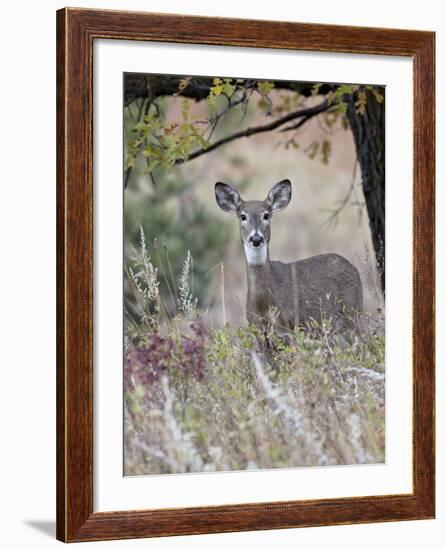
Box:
[175,100,331,165]
[206,93,248,141]
[220,262,226,326]
[321,160,358,229]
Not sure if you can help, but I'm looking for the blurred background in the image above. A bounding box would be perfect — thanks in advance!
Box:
[124,76,384,329]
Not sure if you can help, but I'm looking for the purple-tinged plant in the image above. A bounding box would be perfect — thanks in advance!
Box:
[179,319,207,381]
[125,319,208,390]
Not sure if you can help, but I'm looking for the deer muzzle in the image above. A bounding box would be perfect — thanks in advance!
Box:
[249,234,264,247]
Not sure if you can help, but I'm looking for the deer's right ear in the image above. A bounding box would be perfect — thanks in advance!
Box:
[215,182,242,213]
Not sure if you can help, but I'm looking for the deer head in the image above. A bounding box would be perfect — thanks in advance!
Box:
[215,180,292,265]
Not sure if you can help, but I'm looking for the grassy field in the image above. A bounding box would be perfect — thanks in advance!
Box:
[124,231,385,476]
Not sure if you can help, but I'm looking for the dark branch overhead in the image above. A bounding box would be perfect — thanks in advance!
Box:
[124,74,337,106]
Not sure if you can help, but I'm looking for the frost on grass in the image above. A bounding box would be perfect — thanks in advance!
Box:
[124,247,385,475]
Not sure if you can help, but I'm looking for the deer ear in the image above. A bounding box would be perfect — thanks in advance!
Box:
[215,182,242,213]
[266,179,292,212]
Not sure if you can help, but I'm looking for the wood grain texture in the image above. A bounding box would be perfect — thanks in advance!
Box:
[56,7,435,542]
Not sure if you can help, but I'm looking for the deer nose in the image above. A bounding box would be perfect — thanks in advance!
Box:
[249,234,264,247]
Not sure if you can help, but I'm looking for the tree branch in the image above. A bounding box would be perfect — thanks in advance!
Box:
[124,74,336,106]
[175,100,331,165]
[321,160,358,229]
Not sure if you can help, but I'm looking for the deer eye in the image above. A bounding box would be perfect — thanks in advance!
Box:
[240,214,247,222]
[263,213,269,221]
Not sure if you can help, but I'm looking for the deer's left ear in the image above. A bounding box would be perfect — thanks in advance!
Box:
[266,179,292,212]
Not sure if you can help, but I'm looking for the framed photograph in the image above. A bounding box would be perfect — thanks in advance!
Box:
[56,7,435,542]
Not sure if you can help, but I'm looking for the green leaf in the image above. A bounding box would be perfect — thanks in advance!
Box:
[335,101,348,115]
[285,139,299,150]
[181,99,190,121]
[371,88,384,104]
[307,141,319,160]
[210,77,223,96]
[311,83,322,96]
[222,78,236,98]
[321,140,331,164]
[336,84,354,96]
[257,80,275,97]
[175,76,192,95]
[355,90,367,114]
[207,78,225,110]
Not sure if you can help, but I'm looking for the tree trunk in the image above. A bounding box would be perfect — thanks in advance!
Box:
[347,89,385,295]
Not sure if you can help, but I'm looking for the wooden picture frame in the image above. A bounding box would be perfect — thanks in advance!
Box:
[56,7,435,542]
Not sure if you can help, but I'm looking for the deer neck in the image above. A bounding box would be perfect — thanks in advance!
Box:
[244,243,271,286]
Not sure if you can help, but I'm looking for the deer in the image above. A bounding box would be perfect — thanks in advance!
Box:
[215,179,363,333]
